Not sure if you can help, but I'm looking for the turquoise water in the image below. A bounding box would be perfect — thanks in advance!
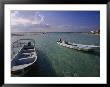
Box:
[11,32,100,77]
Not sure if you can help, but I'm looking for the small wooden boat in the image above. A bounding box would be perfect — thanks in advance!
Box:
[57,40,100,51]
[11,39,37,76]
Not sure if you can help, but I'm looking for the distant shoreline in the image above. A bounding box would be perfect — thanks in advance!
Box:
[11,32,92,33]
[87,33,100,36]
[11,32,100,36]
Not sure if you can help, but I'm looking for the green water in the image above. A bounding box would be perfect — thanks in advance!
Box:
[11,32,100,77]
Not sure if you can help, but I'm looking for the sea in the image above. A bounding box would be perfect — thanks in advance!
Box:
[11,32,100,77]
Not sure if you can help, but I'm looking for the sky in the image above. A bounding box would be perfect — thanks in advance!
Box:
[11,10,100,32]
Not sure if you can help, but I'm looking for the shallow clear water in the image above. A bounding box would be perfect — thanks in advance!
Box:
[11,32,100,77]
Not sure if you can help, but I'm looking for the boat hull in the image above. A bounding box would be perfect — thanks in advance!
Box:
[57,41,99,52]
[11,59,37,76]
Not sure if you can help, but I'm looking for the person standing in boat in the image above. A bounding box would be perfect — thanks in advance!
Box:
[59,38,62,42]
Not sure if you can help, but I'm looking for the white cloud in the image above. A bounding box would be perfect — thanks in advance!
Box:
[11,11,44,26]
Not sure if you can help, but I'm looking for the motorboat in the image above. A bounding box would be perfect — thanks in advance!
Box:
[57,40,100,51]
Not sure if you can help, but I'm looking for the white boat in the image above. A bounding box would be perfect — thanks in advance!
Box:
[57,40,100,51]
[11,39,37,76]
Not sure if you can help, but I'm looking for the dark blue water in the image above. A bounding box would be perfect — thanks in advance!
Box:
[11,32,100,77]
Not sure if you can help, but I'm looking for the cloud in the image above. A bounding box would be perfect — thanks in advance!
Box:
[11,23,52,32]
[11,11,77,32]
[11,11,44,26]
[11,10,50,32]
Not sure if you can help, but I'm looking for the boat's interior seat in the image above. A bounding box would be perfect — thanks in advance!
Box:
[18,57,34,60]
[21,49,35,53]
[19,53,31,58]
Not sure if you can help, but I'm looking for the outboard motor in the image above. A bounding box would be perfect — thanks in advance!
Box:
[28,42,31,46]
